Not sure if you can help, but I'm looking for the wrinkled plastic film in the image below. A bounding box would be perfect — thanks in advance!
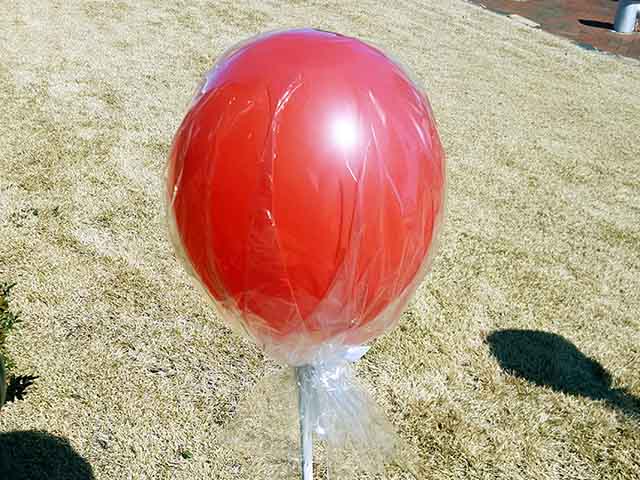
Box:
[166,29,445,476]
[223,360,404,477]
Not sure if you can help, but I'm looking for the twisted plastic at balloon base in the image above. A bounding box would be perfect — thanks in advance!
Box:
[220,356,423,478]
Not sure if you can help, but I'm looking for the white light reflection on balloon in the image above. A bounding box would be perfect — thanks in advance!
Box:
[330,114,359,151]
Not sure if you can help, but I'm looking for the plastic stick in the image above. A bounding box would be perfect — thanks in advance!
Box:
[296,366,313,480]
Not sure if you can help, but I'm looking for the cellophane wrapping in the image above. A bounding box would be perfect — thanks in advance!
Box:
[166,29,445,478]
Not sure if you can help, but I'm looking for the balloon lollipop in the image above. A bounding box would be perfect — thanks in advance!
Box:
[167,29,445,477]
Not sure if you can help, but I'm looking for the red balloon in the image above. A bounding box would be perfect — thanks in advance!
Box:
[167,29,445,361]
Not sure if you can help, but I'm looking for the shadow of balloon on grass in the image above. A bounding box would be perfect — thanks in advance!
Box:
[487,329,640,420]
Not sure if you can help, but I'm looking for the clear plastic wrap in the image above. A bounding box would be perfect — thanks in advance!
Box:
[166,29,445,478]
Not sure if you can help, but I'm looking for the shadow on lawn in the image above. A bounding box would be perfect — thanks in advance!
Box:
[5,374,38,404]
[0,431,94,480]
[487,329,640,420]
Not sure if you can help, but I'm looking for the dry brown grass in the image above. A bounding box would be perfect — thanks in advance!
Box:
[0,1,639,479]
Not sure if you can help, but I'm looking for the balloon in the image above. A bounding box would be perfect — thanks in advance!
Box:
[167,29,445,363]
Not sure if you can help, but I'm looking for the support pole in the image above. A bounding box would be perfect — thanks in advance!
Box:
[296,366,313,480]
[614,0,640,33]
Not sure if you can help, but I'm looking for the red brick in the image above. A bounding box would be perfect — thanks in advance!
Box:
[469,0,640,59]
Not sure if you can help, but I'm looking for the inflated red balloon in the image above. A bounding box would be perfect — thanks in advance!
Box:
[167,29,445,363]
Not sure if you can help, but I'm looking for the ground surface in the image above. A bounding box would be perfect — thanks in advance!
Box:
[470,0,640,59]
[0,1,639,479]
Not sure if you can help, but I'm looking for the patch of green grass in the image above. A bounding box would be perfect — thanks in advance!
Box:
[0,283,37,407]
[0,282,19,408]
[0,282,20,372]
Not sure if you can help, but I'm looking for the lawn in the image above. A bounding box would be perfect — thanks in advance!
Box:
[0,1,639,479]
